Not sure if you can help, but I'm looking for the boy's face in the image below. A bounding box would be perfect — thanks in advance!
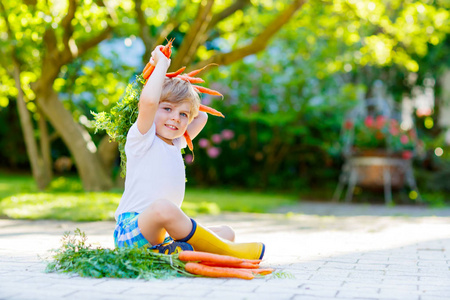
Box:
[154,101,191,144]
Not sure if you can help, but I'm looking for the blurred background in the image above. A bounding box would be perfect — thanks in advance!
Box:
[0,0,449,216]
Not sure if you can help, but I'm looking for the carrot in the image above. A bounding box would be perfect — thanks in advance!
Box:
[166,66,186,78]
[185,262,254,280]
[160,37,174,57]
[176,75,205,84]
[142,62,152,74]
[187,63,218,77]
[199,104,224,118]
[143,39,174,81]
[178,250,244,265]
[183,131,194,152]
[143,65,155,79]
[201,261,260,269]
[200,264,274,275]
[192,85,223,97]
[250,268,274,275]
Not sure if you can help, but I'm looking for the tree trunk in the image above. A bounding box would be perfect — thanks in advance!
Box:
[98,135,119,176]
[38,110,53,180]
[13,63,51,190]
[36,87,113,191]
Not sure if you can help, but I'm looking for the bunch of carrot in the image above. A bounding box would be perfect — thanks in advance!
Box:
[177,251,274,280]
[140,39,225,151]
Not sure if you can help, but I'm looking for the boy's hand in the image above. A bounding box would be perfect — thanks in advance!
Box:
[150,46,170,68]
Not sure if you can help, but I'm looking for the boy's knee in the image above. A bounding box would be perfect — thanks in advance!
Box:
[148,199,178,223]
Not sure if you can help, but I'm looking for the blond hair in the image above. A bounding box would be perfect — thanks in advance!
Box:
[159,77,200,122]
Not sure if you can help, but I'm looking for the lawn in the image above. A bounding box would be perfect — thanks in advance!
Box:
[0,174,298,221]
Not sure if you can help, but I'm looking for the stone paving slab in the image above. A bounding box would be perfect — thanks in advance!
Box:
[1,202,450,300]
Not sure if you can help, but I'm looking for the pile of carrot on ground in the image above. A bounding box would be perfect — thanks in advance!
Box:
[177,251,274,280]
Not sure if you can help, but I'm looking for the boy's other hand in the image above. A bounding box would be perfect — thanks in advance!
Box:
[150,46,171,68]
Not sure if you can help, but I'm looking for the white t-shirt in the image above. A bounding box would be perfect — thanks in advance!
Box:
[114,122,187,220]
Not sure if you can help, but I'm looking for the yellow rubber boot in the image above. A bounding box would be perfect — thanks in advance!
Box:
[177,219,265,260]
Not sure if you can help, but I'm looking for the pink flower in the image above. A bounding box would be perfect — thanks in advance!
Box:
[198,138,210,148]
[402,151,413,160]
[250,104,261,112]
[344,120,353,130]
[364,116,374,128]
[375,115,386,129]
[390,119,399,127]
[221,129,235,140]
[184,154,193,164]
[207,147,221,158]
[389,125,400,136]
[211,134,222,144]
[400,135,409,144]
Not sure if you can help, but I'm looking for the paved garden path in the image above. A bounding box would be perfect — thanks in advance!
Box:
[1,202,450,300]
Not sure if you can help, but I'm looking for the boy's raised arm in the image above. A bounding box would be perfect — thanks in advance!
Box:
[187,111,208,141]
[136,47,170,135]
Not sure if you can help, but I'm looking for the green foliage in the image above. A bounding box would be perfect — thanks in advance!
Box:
[0,104,29,169]
[185,38,360,190]
[92,75,145,177]
[0,192,120,221]
[184,188,297,214]
[0,173,37,199]
[46,229,191,279]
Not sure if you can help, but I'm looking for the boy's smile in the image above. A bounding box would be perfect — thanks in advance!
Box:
[155,101,191,145]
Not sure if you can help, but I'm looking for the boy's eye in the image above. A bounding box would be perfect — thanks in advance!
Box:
[164,107,171,112]
[180,113,188,118]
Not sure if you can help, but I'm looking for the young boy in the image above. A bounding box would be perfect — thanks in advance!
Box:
[114,46,265,260]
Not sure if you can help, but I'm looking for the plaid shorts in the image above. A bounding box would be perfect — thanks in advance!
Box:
[114,212,152,248]
[114,212,173,249]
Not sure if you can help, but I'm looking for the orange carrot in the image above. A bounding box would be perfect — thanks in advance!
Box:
[187,63,218,77]
[142,62,152,74]
[192,85,223,97]
[250,268,274,275]
[201,261,260,269]
[176,75,205,84]
[199,104,224,118]
[160,38,174,57]
[166,66,186,78]
[144,39,174,80]
[200,264,274,275]
[178,251,244,265]
[143,65,155,79]
[183,131,194,152]
[185,262,254,280]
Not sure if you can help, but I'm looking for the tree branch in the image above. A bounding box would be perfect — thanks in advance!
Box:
[154,1,186,49]
[206,0,250,32]
[171,0,215,69]
[189,0,305,71]
[77,26,113,56]
[0,2,14,76]
[135,0,154,61]
[60,0,77,50]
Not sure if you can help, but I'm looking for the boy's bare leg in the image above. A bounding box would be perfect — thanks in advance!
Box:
[138,199,193,245]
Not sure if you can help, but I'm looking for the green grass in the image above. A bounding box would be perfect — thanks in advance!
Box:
[0,173,297,221]
[184,188,297,214]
